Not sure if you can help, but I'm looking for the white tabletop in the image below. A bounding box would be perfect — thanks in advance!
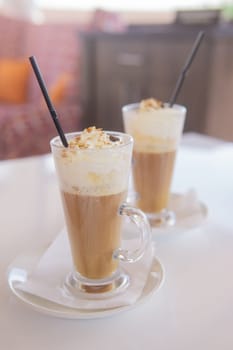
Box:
[1,133,233,350]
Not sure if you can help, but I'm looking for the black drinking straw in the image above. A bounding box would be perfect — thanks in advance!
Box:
[169,31,205,107]
[29,56,68,147]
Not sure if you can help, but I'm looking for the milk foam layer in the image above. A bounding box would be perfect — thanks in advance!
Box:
[51,129,133,196]
[123,102,186,153]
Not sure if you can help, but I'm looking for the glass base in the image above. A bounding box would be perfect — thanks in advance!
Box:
[63,269,130,300]
[147,209,176,227]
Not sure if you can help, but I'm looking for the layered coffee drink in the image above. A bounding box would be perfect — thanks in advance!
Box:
[123,98,186,222]
[51,127,132,280]
[51,127,151,296]
[61,191,125,279]
[133,150,176,213]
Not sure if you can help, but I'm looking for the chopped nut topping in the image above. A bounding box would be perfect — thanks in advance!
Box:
[109,135,120,142]
[68,126,122,149]
[139,98,164,111]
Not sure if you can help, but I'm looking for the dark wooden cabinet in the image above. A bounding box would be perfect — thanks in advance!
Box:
[79,24,233,140]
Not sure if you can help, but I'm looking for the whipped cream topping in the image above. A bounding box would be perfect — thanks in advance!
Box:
[139,98,164,111]
[51,128,132,196]
[68,126,122,150]
[123,101,186,153]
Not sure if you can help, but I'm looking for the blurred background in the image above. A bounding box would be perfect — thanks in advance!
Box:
[0,0,233,159]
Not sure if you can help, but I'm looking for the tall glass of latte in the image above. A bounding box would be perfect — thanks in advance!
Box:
[123,99,186,226]
[50,127,151,297]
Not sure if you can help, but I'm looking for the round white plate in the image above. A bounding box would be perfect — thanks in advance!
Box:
[7,253,164,320]
[124,192,208,237]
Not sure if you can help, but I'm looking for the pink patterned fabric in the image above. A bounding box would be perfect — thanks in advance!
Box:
[0,15,83,160]
[24,22,81,103]
[0,16,27,58]
[0,104,80,159]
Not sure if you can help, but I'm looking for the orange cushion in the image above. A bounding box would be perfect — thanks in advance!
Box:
[49,73,72,104]
[0,59,30,104]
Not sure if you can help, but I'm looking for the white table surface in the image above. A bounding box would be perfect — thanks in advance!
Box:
[1,132,233,350]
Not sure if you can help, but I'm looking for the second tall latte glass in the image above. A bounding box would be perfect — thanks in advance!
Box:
[123,101,186,227]
[51,129,151,298]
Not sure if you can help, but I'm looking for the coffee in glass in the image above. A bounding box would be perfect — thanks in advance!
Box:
[51,127,151,297]
[123,98,186,226]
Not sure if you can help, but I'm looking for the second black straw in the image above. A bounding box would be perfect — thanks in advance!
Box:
[169,31,205,107]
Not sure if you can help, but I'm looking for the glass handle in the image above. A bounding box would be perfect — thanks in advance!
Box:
[113,203,151,263]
